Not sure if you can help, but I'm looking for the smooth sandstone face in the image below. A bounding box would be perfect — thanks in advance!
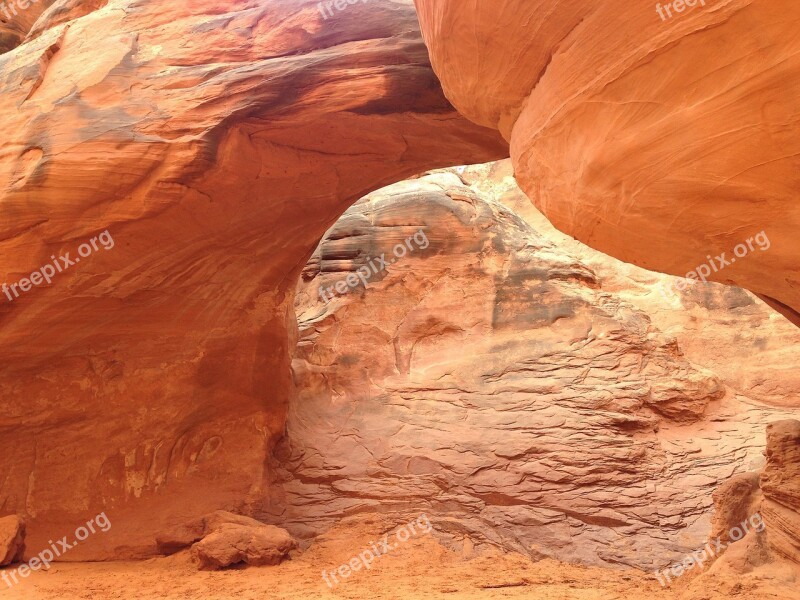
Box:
[414,0,800,324]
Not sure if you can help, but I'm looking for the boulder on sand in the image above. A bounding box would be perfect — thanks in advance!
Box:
[0,515,25,566]
[156,511,297,570]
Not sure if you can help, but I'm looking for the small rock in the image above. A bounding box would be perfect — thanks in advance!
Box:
[0,515,25,566]
[191,522,297,570]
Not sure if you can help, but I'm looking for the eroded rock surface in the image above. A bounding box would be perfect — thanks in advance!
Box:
[154,510,296,570]
[460,160,800,409]
[688,420,800,590]
[414,0,800,322]
[0,0,505,559]
[267,172,798,569]
[760,420,800,564]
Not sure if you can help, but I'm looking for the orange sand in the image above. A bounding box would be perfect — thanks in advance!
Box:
[3,515,796,600]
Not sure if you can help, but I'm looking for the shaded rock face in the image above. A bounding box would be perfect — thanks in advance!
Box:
[710,472,762,545]
[0,0,505,559]
[414,0,800,323]
[0,0,57,53]
[702,420,800,580]
[268,172,797,570]
[760,420,800,563]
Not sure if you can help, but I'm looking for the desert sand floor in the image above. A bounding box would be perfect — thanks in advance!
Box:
[3,516,797,600]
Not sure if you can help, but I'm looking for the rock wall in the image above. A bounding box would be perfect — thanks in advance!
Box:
[267,170,799,570]
[760,420,800,563]
[460,160,800,409]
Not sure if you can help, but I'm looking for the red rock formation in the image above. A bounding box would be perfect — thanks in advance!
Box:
[267,171,798,570]
[414,0,800,323]
[710,472,762,545]
[686,420,800,593]
[460,159,800,409]
[2,0,796,583]
[183,512,297,571]
[0,0,505,559]
[760,420,800,564]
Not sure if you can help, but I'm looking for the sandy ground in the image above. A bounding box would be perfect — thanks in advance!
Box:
[2,515,797,600]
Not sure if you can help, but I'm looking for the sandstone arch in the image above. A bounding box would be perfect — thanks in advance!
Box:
[0,0,505,557]
[414,0,800,324]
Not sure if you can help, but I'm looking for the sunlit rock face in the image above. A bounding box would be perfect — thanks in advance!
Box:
[269,171,798,570]
[460,160,800,410]
[414,0,800,323]
[0,0,505,559]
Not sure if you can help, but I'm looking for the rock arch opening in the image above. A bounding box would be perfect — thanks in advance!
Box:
[266,160,800,572]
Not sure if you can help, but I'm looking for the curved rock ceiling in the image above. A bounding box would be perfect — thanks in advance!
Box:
[414,0,800,324]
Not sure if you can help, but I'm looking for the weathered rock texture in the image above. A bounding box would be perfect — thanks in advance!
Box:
[709,472,761,545]
[267,172,799,570]
[192,513,296,571]
[700,420,800,584]
[760,420,800,563]
[460,160,800,410]
[191,523,296,571]
[414,0,800,323]
[0,0,505,559]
